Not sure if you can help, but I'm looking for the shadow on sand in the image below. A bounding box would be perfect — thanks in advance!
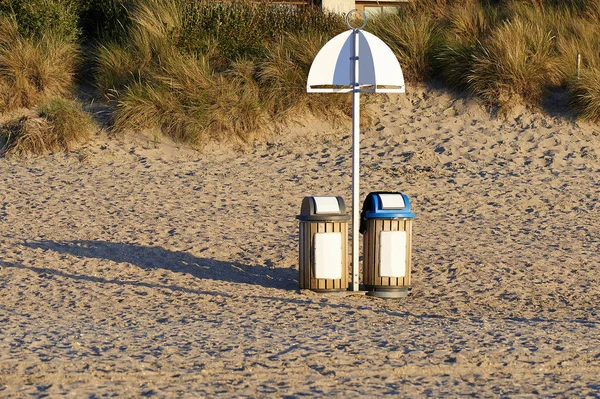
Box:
[22,240,298,291]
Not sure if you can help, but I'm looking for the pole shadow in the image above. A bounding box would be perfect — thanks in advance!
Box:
[23,240,298,290]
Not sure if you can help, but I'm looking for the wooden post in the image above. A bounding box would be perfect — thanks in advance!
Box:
[577,53,581,79]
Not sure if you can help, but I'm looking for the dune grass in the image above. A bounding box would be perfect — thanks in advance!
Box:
[0,97,95,157]
[368,10,442,83]
[0,17,79,113]
[569,69,600,121]
[94,0,348,148]
[3,0,600,157]
[468,17,561,112]
[0,14,95,158]
[383,0,600,118]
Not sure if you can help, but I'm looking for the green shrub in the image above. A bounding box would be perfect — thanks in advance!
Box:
[78,0,133,41]
[0,0,80,41]
[176,2,344,71]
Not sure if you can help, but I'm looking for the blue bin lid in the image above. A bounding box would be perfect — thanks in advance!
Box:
[361,192,415,226]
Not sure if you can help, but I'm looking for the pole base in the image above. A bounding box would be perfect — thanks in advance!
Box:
[365,286,411,299]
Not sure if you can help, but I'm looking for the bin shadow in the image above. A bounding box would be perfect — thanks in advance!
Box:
[23,240,298,290]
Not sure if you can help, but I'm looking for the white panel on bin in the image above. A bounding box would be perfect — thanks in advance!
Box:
[313,196,340,214]
[379,231,407,277]
[314,232,343,279]
[379,194,406,209]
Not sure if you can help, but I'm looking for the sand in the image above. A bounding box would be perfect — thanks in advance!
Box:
[1,87,599,397]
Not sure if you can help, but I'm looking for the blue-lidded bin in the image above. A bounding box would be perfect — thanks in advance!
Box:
[360,192,416,298]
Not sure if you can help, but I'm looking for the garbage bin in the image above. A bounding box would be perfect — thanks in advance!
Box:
[360,192,415,298]
[297,196,350,293]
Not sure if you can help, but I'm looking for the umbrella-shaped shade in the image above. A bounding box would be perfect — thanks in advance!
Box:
[307,29,405,93]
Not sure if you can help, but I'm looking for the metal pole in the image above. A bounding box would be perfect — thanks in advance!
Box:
[351,27,360,292]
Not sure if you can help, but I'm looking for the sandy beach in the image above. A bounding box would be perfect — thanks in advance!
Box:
[1,86,599,397]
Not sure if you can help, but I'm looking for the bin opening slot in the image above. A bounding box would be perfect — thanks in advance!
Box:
[378,194,406,210]
[313,196,341,214]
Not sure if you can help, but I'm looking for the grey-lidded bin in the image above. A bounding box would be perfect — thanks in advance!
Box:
[360,192,416,298]
[297,196,350,292]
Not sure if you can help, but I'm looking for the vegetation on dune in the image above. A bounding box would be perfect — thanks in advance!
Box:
[0,17,79,112]
[368,10,442,83]
[0,3,96,157]
[2,0,600,157]
[468,17,560,112]
[0,97,95,157]
[94,0,348,148]
[569,69,600,121]
[0,0,81,41]
[375,0,600,116]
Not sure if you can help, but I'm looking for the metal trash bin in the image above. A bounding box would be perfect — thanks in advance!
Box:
[360,192,416,298]
[297,196,350,293]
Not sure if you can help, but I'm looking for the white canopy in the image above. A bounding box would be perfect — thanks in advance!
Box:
[306,29,405,93]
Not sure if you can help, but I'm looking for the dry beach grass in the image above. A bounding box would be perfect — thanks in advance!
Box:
[1,87,599,396]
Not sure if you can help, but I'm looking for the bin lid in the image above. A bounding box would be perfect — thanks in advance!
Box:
[297,196,350,222]
[360,192,415,232]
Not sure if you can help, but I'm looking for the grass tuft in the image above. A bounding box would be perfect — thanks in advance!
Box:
[368,10,442,83]
[0,17,78,112]
[259,32,351,121]
[0,97,95,157]
[568,69,600,121]
[468,17,560,112]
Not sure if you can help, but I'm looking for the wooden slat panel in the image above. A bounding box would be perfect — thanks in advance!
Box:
[308,222,318,290]
[363,219,374,286]
[387,219,393,287]
[299,222,305,289]
[306,223,310,289]
[373,219,384,285]
[325,222,332,290]
[341,222,348,290]
[363,222,368,286]
[332,222,340,290]
[314,222,321,290]
[400,219,406,287]
[370,219,378,286]
[405,219,412,287]
[372,220,377,286]
[391,219,399,286]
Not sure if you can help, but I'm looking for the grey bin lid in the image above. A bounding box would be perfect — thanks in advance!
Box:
[297,196,350,222]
